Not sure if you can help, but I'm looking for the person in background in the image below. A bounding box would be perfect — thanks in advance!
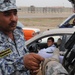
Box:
[57,38,62,48]
[38,37,56,58]
[0,0,44,75]
[72,18,75,27]
[38,37,64,64]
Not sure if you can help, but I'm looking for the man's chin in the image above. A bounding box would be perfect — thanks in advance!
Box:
[7,27,16,32]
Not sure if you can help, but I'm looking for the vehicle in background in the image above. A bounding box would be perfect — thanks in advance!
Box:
[58,13,75,28]
[17,21,40,40]
[22,28,40,40]
[25,28,75,53]
[25,28,75,74]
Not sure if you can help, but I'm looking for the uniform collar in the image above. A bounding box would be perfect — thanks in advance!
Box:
[0,28,21,43]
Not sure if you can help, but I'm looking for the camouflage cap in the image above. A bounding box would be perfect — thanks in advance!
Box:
[0,0,17,12]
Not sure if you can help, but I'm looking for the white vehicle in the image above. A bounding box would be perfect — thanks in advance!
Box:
[59,13,75,28]
[25,28,75,75]
[25,28,75,52]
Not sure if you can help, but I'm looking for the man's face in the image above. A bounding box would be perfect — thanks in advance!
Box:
[47,40,54,47]
[0,9,18,32]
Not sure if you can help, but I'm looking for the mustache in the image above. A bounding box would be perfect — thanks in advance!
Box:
[9,21,17,26]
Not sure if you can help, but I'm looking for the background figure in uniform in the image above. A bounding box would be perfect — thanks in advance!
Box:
[38,37,56,58]
[72,18,75,27]
[0,0,44,75]
[57,38,62,48]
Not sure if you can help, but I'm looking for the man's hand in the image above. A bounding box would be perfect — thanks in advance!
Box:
[23,53,44,71]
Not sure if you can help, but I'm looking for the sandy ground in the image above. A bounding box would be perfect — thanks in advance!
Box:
[19,18,66,32]
[18,12,73,32]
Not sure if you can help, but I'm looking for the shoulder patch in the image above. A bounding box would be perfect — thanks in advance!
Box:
[0,48,12,58]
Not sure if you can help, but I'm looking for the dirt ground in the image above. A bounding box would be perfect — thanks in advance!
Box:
[18,12,72,31]
[18,12,73,32]
[19,18,66,32]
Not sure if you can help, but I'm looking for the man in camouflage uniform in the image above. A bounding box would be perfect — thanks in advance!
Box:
[0,0,44,75]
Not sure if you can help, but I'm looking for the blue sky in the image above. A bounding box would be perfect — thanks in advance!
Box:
[16,0,72,7]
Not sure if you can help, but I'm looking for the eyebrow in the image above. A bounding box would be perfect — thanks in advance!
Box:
[3,9,17,14]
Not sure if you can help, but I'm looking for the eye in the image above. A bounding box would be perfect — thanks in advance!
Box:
[3,9,17,16]
[3,11,11,16]
[13,9,17,15]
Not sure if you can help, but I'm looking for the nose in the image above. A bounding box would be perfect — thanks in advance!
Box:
[10,13,18,21]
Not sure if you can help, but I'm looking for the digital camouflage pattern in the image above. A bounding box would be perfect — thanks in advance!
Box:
[41,48,68,75]
[0,27,30,75]
[0,0,17,11]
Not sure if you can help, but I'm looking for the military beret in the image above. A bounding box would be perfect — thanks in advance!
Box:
[0,0,17,11]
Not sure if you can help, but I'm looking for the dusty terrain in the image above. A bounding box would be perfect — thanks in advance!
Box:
[18,12,73,32]
[19,18,66,32]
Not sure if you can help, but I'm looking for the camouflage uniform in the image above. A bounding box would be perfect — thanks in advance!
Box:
[0,27,30,75]
[41,48,68,75]
[0,0,31,75]
[0,0,17,11]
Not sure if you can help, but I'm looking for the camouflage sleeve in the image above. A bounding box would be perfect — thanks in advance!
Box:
[0,67,2,75]
[0,56,28,75]
[0,27,29,75]
[41,58,68,75]
[41,48,68,75]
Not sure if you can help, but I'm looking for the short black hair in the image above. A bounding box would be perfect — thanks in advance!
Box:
[47,37,54,42]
